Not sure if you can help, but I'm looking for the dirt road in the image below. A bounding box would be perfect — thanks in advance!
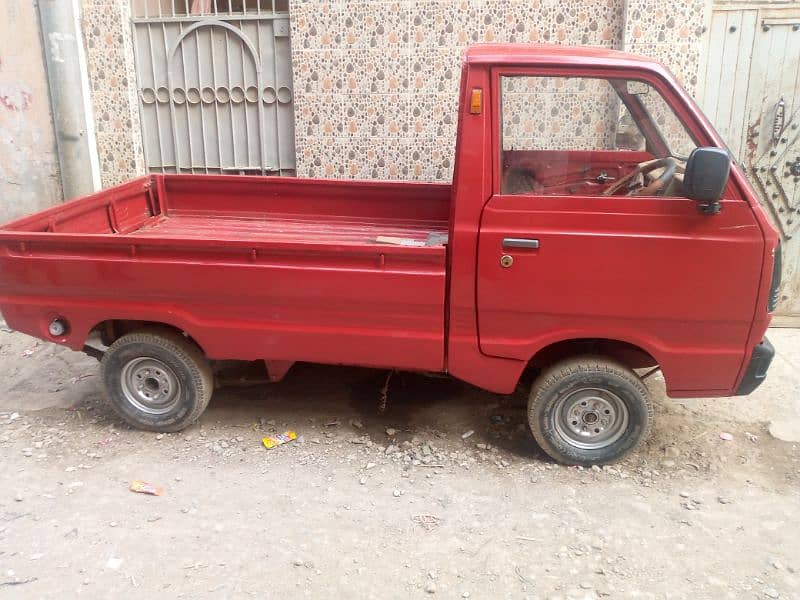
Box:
[1,325,798,598]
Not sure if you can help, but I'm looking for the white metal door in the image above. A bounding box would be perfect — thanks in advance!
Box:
[131,1,295,175]
[699,5,800,321]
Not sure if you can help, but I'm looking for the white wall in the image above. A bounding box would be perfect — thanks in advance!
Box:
[0,2,62,223]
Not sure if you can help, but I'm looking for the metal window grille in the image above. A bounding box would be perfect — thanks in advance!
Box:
[131,0,295,175]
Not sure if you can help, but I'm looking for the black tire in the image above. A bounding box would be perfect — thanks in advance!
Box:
[101,328,213,432]
[528,356,653,466]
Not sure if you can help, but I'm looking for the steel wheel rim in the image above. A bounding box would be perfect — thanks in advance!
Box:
[120,357,181,415]
[553,387,629,450]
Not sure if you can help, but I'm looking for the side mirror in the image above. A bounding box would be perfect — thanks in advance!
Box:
[684,147,731,215]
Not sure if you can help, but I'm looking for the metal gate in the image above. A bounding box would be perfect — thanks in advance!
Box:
[131,1,295,175]
[699,4,800,322]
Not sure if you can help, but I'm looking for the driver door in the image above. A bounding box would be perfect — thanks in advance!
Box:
[476,71,764,393]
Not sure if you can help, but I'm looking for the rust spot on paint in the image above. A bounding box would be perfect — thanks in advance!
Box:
[746,116,761,164]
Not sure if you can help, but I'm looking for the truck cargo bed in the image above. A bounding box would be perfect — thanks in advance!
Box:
[1,175,450,251]
[0,174,452,373]
[132,211,447,247]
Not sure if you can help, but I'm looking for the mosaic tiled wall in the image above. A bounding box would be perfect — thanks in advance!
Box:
[622,0,709,94]
[81,0,145,187]
[77,0,709,187]
[501,76,620,151]
[288,0,628,181]
[287,0,708,182]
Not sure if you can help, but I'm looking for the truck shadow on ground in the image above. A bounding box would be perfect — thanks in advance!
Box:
[72,360,793,475]
[204,361,548,461]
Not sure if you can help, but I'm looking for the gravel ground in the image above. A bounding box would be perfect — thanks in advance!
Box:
[0,326,798,599]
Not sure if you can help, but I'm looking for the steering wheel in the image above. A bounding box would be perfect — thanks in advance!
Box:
[602,157,678,197]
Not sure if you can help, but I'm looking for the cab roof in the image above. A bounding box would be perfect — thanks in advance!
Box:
[464,44,669,76]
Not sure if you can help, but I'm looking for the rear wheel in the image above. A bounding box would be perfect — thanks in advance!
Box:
[528,356,653,465]
[101,329,213,432]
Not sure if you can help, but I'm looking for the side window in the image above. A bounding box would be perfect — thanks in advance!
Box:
[500,75,698,197]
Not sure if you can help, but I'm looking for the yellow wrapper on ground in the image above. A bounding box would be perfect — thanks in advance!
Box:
[262,430,297,449]
[130,480,164,496]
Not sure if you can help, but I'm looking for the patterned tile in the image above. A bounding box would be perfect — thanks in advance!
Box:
[409,93,459,139]
[288,0,640,181]
[78,0,710,186]
[623,0,707,94]
[82,0,145,186]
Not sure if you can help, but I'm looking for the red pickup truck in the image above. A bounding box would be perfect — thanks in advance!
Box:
[0,45,781,465]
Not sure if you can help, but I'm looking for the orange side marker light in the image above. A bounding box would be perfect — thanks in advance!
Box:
[469,88,483,115]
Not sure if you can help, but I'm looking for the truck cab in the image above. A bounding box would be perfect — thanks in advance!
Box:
[0,45,781,465]
[449,45,779,398]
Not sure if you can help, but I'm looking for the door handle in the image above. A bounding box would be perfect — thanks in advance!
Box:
[502,237,540,249]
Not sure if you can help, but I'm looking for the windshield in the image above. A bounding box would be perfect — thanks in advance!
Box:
[613,79,698,160]
[498,74,703,198]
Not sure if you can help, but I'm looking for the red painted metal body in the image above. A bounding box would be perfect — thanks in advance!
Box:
[0,45,779,398]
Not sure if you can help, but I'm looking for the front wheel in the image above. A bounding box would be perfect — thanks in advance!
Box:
[528,356,653,466]
[101,328,214,432]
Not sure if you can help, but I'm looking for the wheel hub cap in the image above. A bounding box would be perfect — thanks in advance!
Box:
[120,357,181,415]
[553,387,629,450]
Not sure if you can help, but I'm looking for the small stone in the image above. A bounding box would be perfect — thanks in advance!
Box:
[359,477,367,485]
[386,428,398,436]
[462,593,470,598]
[770,558,783,570]
[763,588,779,599]
[14,492,23,502]
[425,581,437,594]
[718,496,733,505]
[768,419,800,443]
[83,579,90,586]
[461,430,474,439]
[679,491,690,498]
[719,432,734,441]
[393,489,401,498]
[365,462,377,470]
[476,443,487,450]
[351,419,364,429]
[21,448,33,457]
[156,434,164,440]
[109,521,118,528]
[293,558,304,567]
[580,582,593,590]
